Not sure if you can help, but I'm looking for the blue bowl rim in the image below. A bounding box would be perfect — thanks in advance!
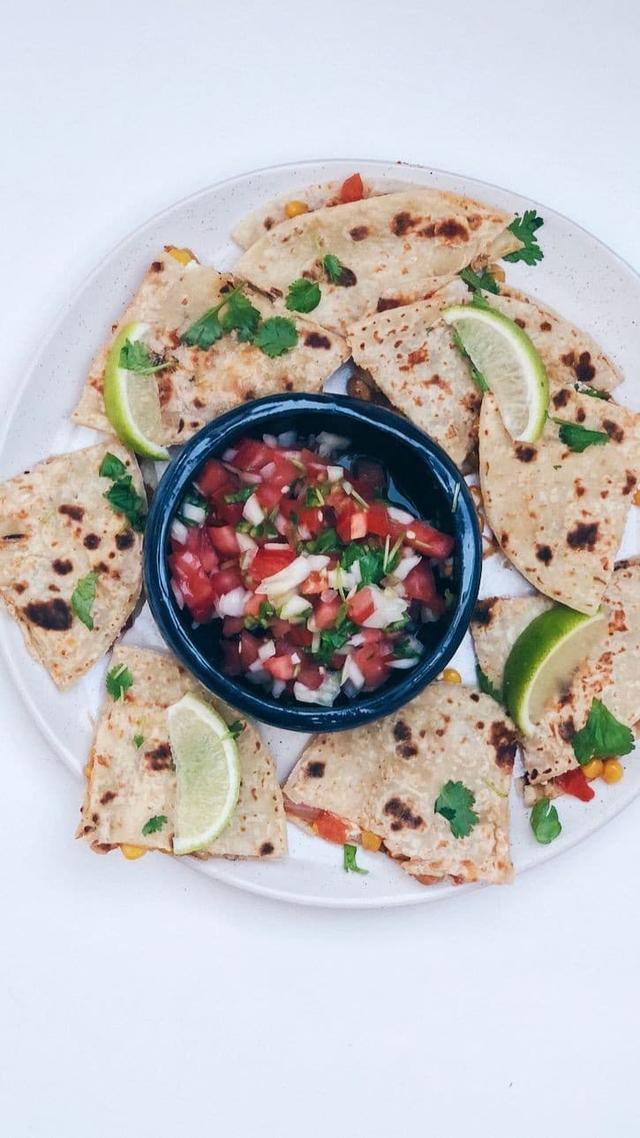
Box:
[144,393,481,732]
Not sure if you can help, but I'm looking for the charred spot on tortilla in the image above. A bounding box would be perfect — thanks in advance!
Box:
[150,261,163,272]
[558,716,576,742]
[158,373,174,406]
[100,790,116,805]
[515,318,526,329]
[567,521,599,550]
[3,533,25,541]
[383,797,424,831]
[470,692,480,702]
[536,544,553,564]
[393,720,411,742]
[603,419,624,442]
[406,347,428,367]
[552,389,571,409]
[305,761,325,778]
[144,743,173,771]
[349,225,369,241]
[260,842,274,856]
[115,529,135,551]
[575,351,596,382]
[59,504,84,522]
[398,742,419,758]
[83,533,100,549]
[263,217,274,231]
[304,332,331,350]
[52,558,73,575]
[574,480,586,498]
[489,721,517,769]
[515,443,537,463]
[623,471,637,495]
[376,297,402,312]
[13,582,27,594]
[540,321,552,332]
[333,266,357,288]
[24,598,72,631]
[473,598,497,626]
[391,212,416,236]
[419,219,469,242]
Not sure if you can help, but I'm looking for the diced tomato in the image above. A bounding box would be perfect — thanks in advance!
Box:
[352,643,391,690]
[360,627,384,643]
[270,617,292,638]
[300,571,327,596]
[336,500,368,541]
[347,587,375,625]
[405,520,455,560]
[221,639,242,675]
[299,448,330,479]
[353,458,386,497]
[168,550,217,622]
[285,625,313,648]
[209,566,244,596]
[250,546,295,581]
[279,497,301,522]
[403,561,444,613]
[233,438,274,472]
[264,654,296,681]
[239,630,260,669]
[366,503,397,540]
[339,173,364,203]
[197,459,231,497]
[555,768,595,802]
[314,597,342,629]
[297,660,324,689]
[244,593,264,618]
[207,525,240,556]
[183,527,219,574]
[314,811,351,844]
[270,451,298,488]
[298,506,325,536]
[222,616,245,637]
[256,481,283,511]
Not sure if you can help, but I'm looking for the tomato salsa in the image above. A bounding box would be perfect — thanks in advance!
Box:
[168,431,455,706]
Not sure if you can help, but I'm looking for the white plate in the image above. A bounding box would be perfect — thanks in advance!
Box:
[2,158,639,907]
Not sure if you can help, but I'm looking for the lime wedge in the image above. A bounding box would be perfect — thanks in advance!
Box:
[168,694,241,855]
[103,322,170,460]
[442,303,549,442]
[503,606,606,736]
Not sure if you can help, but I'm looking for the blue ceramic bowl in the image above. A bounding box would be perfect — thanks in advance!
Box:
[144,393,481,732]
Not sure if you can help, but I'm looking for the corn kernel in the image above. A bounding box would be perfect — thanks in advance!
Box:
[582,758,604,780]
[634,489,640,507]
[164,245,197,265]
[602,759,624,784]
[488,262,506,282]
[361,830,382,852]
[120,844,147,860]
[284,200,309,219]
[442,668,462,684]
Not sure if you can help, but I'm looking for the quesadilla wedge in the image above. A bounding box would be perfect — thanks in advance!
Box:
[347,282,622,469]
[471,561,640,799]
[480,387,640,614]
[235,189,519,336]
[284,684,516,885]
[72,252,349,444]
[0,441,143,688]
[78,645,287,858]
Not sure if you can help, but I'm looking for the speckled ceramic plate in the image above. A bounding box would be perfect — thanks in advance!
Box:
[1,159,639,907]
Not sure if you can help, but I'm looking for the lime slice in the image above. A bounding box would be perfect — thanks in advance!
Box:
[503,606,606,736]
[103,322,170,460]
[442,303,549,442]
[168,694,241,855]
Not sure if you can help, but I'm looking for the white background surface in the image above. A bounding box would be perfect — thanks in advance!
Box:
[2,2,639,1134]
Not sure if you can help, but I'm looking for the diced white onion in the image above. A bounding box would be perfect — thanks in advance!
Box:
[291,652,301,665]
[216,587,250,617]
[328,567,359,591]
[389,657,420,669]
[327,465,344,482]
[243,493,265,526]
[239,470,262,485]
[317,431,350,457]
[278,431,297,448]
[182,502,206,524]
[341,654,365,691]
[260,461,276,479]
[262,433,278,448]
[389,553,421,581]
[298,524,311,541]
[347,633,365,647]
[170,580,184,609]
[320,588,337,603]
[275,513,288,535]
[279,594,312,622]
[222,447,237,461]
[294,674,341,706]
[236,531,258,553]
[170,519,189,545]
[256,554,329,598]
[247,665,268,682]
[362,585,409,629]
[388,506,414,525]
[258,640,276,660]
[240,548,257,572]
[311,630,321,653]
[272,679,287,698]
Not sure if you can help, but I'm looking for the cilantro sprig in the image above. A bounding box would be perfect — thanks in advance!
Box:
[459,266,500,295]
[434,780,479,839]
[571,699,634,765]
[142,815,167,836]
[343,844,368,874]
[530,798,562,844]
[503,210,544,266]
[106,662,134,701]
[451,327,489,392]
[181,285,298,358]
[99,452,147,532]
[119,339,173,375]
[254,317,299,358]
[574,383,611,401]
[553,418,609,453]
[286,278,321,314]
[71,571,99,630]
[476,665,503,705]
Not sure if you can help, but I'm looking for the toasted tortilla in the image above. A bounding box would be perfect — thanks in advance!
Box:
[0,441,143,688]
[78,645,287,858]
[235,190,518,336]
[471,561,640,795]
[347,282,622,469]
[480,387,640,615]
[72,253,349,443]
[284,684,516,885]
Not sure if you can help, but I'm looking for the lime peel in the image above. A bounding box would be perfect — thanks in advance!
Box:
[168,693,241,855]
[103,321,170,461]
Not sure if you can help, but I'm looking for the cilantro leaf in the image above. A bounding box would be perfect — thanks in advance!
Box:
[245,601,276,631]
[71,571,99,630]
[99,452,127,480]
[133,733,144,749]
[323,254,346,283]
[305,528,342,555]
[553,418,609,453]
[286,278,321,314]
[106,663,134,701]
[180,308,224,350]
[476,665,503,705]
[224,485,254,504]
[220,290,262,341]
[343,844,368,874]
[434,780,479,839]
[254,317,299,358]
[571,698,634,764]
[574,383,611,401]
[340,542,387,586]
[227,719,245,739]
[103,476,147,531]
[393,637,421,661]
[503,210,544,266]
[460,267,500,294]
[530,798,562,845]
[142,814,167,836]
[119,339,171,375]
[312,620,356,665]
[451,327,489,392]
